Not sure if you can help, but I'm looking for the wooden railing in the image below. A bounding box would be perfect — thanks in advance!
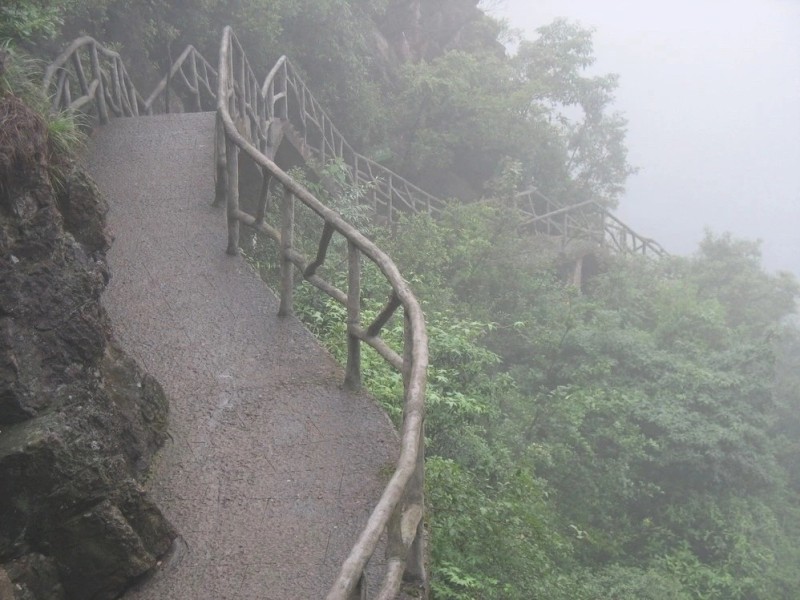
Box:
[266,56,446,222]
[261,56,665,258]
[268,60,665,257]
[144,45,218,113]
[601,210,667,256]
[43,37,217,120]
[513,188,667,257]
[44,36,145,121]
[218,28,428,599]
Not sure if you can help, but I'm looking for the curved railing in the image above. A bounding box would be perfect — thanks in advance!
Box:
[258,55,665,257]
[218,27,428,599]
[43,37,217,120]
[143,45,218,113]
[44,36,146,121]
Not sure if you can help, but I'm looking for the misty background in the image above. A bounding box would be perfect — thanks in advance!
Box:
[488,0,800,276]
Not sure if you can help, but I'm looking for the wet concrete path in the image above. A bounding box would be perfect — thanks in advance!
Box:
[86,112,396,599]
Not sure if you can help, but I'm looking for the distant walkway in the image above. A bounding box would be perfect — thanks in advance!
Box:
[86,112,397,599]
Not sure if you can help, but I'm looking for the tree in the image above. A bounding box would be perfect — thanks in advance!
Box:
[512,19,633,207]
[385,17,633,206]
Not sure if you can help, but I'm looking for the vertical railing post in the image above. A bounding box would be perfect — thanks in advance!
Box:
[225,136,240,255]
[267,79,274,121]
[255,169,271,226]
[245,72,254,139]
[227,41,235,118]
[110,60,120,111]
[238,48,246,129]
[346,573,367,600]
[278,188,295,316]
[90,43,109,124]
[279,62,288,120]
[127,76,139,116]
[257,75,267,146]
[190,52,202,111]
[71,52,89,97]
[300,82,308,138]
[60,71,72,109]
[344,241,361,390]
[214,112,227,206]
[402,310,427,593]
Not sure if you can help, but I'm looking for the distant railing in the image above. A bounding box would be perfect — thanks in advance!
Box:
[601,210,667,256]
[218,27,428,599]
[269,60,665,257]
[267,56,446,222]
[144,45,218,113]
[513,187,667,257]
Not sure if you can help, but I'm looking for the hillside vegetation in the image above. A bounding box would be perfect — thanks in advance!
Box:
[5,1,799,598]
[256,187,799,598]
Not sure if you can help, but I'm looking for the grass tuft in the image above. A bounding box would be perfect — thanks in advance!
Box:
[0,43,86,196]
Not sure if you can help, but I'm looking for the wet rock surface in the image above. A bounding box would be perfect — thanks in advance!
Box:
[0,96,174,599]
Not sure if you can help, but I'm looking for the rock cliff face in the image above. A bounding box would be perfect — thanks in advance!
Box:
[0,93,174,599]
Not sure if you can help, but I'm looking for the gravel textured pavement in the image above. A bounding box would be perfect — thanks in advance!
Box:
[85,112,398,599]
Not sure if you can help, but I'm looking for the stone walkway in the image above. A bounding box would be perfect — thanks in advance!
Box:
[86,112,397,599]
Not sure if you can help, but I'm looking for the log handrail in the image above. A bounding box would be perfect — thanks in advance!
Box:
[217,27,428,599]
[43,36,145,121]
[43,36,218,120]
[259,55,446,222]
[260,52,666,258]
[143,45,218,113]
[513,187,668,257]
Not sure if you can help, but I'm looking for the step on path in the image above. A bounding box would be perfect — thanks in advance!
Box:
[86,112,397,599]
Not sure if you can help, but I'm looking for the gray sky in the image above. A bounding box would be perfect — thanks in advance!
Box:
[486,0,800,276]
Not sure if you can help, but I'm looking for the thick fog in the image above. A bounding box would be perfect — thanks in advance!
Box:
[488,0,800,276]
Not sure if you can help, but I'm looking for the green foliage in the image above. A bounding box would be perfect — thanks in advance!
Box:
[42,0,387,144]
[263,169,799,598]
[0,44,86,192]
[580,565,690,600]
[387,49,521,197]
[688,232,798,333]
[513,19,634,206]
[383,17,632,204]
[0,0,71,44]
[375,204,799,598]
